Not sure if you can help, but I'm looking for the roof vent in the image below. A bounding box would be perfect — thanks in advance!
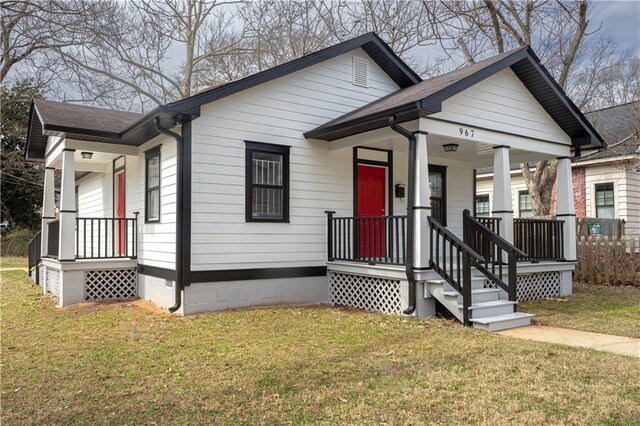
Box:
[353,56,369,88]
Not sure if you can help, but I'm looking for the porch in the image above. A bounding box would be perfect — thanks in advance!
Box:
[28,138,140,306]
[313,116,577,330]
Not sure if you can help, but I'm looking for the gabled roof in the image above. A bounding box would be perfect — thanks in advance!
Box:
[166,32,420,113]
[26,32,420,161]
[305,46,605,149]
[574,101,639,162]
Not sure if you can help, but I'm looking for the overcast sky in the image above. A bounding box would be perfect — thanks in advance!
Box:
[593,0,640,55]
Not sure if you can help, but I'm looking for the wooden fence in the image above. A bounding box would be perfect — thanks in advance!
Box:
[576,217,625,238]
[576,235,640,285]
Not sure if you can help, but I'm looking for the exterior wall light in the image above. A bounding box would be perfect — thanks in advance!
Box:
[442,143,459,152]
[81,152,93,160]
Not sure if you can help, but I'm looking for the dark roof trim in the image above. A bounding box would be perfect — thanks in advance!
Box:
[306,46,606,149]
[167,32,421,113]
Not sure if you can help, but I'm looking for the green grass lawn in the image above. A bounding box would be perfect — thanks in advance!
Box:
[520,281,640,338]
[0,256,27,268]
[2,269,640,425]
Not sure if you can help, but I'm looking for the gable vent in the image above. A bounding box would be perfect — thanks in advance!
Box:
[353,56,369,88]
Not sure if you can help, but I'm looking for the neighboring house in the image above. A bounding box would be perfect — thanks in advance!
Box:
[25,33,605,331]
[476,101,640,235]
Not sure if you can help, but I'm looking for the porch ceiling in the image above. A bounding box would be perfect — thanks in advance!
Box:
[48,149,125,173]
[331,122,558,168]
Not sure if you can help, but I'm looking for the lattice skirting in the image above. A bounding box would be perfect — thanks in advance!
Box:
[84,269,137,301]
[39,266,45,287]
[47,268,61,297]
[484,271,560,302]
[30,268,36,282]
[329,272,402,314]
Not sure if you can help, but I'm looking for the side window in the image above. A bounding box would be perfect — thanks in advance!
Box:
[475,194,490,217]
[518,190,533,218]
[145,146,161,223]
[595,182,614,218]
[245,141,290,222]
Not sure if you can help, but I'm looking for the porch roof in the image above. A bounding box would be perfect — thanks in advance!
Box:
[304,46,605,150]
[25,100,191,162]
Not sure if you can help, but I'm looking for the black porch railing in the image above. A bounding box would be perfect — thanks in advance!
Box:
[76,215,138,259]
[474,217,501,235]
[28,231,42,283]
[326,212,407,265]
[514,218,564,261]
[47,219,59,258]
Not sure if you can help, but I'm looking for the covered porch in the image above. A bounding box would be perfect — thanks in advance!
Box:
[311,115,580,329]
[29,137,140,306]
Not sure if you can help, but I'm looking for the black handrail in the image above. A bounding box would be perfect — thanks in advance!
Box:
[463,210,525,302]
[28,231,42,283]
[428,216,484,326]
[75,215,138,259]
[514,218,564,261]
[326,212,407,265]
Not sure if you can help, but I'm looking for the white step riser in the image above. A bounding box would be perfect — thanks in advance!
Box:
[473,316,532,332]
[441,280,485,293]
[456,292,498,304]
[470,304,515,319]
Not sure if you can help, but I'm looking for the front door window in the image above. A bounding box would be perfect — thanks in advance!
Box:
[429,166,446,225]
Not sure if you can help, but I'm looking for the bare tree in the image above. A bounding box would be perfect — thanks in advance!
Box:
[1,0,99,85]
[51,0,245,111]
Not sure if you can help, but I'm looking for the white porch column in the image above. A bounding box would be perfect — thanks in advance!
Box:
[556,156,577,262]
[414,131,431,269]
[40,167,56,257]
[58,149,76,261]
[492,146,514,243]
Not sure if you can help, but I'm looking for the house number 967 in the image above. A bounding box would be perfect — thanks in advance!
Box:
[459,127,474,138]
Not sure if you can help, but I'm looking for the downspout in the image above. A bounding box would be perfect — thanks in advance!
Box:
[154,117,183,313]
[388,116,417,315]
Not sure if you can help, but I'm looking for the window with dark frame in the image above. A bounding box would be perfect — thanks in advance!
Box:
[245,141,290,222]
[519,190,533,218]
[475,194,490,217]
[145,146,161,223]
[595,182,614,218]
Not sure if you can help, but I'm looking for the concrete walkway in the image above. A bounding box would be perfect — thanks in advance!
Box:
[0,267,28,271]
[498,325,640,358]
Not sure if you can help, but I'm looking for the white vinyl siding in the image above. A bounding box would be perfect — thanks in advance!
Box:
[434,68,571,145]
[190,48,399,271]
[129,134,178,269]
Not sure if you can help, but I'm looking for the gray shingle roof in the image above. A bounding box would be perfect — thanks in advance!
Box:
[575,102,640,162]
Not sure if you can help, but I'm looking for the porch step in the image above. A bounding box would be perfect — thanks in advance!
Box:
[470,313,534,332]
[426,279,533,332]
[458,300,518,318]
[442,288,502,304]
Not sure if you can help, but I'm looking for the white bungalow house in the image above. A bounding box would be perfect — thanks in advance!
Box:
[26,33,604,331]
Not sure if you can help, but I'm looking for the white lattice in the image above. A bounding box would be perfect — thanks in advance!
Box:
[84,269,137,301]
[484,271,560,301]
[39,266,45,287]
[30,268,36,282]
[329,272,402,314]
[47,268,61,297]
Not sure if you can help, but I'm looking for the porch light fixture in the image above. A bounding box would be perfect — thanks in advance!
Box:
[442,143,458,153]
[81,151,93,160]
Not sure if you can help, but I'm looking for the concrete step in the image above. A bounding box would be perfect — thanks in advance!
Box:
[459,300,517,318]
[442,288,502,304]
[441,277,486,292]
[471,312,534,332]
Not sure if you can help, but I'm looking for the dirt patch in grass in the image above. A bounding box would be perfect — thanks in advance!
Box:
[521,282,640,338]
[2,270,640,425]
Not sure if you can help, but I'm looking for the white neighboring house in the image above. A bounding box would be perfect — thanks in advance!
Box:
[26,33,605,331]
[476,102,640,235]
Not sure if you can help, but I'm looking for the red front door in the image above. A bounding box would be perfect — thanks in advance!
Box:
[357,165,386,259]
[114,170,126,255]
